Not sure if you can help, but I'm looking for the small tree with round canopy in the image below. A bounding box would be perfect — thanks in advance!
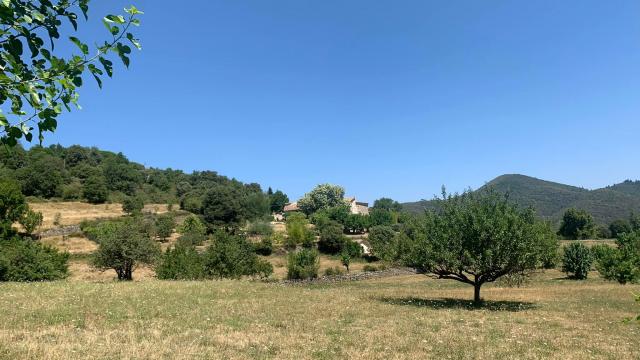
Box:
[405,189,558,304]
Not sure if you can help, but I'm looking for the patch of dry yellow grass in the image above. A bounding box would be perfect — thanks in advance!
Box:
[29,202,169,229]
[0,270,637,359]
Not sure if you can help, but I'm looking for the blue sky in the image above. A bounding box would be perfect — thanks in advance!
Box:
[42,1,640,203]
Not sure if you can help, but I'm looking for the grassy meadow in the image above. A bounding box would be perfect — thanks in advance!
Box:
[0,271,638,359]
[1,202,638,359]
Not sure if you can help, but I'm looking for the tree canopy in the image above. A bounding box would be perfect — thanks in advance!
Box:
[298,184,345,215]
[405,189,558,303]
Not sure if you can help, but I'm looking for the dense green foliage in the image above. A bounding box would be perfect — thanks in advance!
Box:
[609,219,632,238]
[0,2,143,146]
[122,195,144,215]
[268,188,289,213]
[0,178,27,237]
[402,175,640,225]
[404,189,558,303]
[0,145,283,226]
[561,242,592,280]
[298,184,345,215]
[203,231,273,279]
[155,214,174,242]
[18,209,43,236]
[594,232,640,284]
[156,243,205,280]
[317,220,347,254]
[558,208,596,240]
[0,237,68,281]
[286,248,319,280]
[368,225,397,261]
[92,217,161,281]
[285,213,314,249]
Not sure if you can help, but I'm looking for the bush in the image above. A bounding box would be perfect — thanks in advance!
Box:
[179,215,207,237]
[0,237,69,281]
[247,221,273,237]
[342,239,363,258]
[562,242,593,279]
[0,178,28,237]
[324,266,345,276]
[609,219,632,239]
[254,259,274,279]
[92,217,161,281]
[156,243,205,280]
[19,209,43,237]
[286,214,314,249]
[594,232,640,284]
[122,196,144,215]
[177,232,206,247]
[253,237,273,256]
[317,220,346,254]
[287,249,319,280]
[559,208,596,240]
[203,231,265,279]
[363,264,380,272]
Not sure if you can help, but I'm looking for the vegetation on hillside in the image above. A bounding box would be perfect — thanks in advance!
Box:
[402,174,640,225]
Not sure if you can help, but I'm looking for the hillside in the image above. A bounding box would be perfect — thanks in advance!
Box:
[402,174,640,225]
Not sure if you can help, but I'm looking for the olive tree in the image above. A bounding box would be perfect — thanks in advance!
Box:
[406,189,558,304]
[0,1,143,146]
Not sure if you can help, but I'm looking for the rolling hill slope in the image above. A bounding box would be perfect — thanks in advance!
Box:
[402,175,640,225]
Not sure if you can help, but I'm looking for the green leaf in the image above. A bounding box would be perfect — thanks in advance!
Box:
[69,36,89,55]
[32,11,46,23]
[127,33,142,50]
[0,112,8,127]
[2,0,10,7]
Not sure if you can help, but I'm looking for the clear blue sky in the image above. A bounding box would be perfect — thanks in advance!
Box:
[43,0,640,203]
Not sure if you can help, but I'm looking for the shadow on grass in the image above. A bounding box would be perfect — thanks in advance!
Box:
[377,297,537,312]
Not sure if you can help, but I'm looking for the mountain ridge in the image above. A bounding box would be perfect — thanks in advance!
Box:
[401,174,640,225]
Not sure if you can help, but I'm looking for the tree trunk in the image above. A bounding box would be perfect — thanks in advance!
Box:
[473,283,482,304]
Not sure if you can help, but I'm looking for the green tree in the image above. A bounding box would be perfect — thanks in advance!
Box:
[369,208,394,227]
[562,242,592,280]
[0,237,68,281]
[340,252,351,272]
[202,185,245,230]
[368,225,397,261]
[92,217,160,281]
[122,195,143,215]
[15,152,63,198]
[178,215,207,237]
[595,231,640,284]
[0,2,143,146]
[19,209,43,237]
[610,219,632,239]
[0,178,27,237]
[82,175,109,204]
[405,189,558,304]
[155,214,175,242]
[298,184,345,215]
[373,197,402,211]
[317,220,346,254]
[270,190,289,213]
[559,208,596,240]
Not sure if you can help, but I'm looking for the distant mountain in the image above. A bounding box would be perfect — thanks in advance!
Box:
[402,175,640,225]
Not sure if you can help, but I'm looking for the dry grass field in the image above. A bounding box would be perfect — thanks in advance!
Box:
[0,270,637,359]
[29,202,170,229]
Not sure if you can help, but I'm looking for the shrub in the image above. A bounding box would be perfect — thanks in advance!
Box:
[53,212,62,226]
[559,208,596,240]
[92,217,161,280]
[343,239,363,258]
[340,253,351,272]
[286,214,314,249]
[19,209,43,237]
[155,214,175,242]
[0,178,28,237]
[595,232,640,284]
[247,221,273,237]
[122,196,144,215]
[203,231,264,279]
[253,237,273,256]
[179,215,207,237]
[0,237,69,281]
[324,266,345,276]
[363,264,380,272]
[287,249,319,280]
[609,219,632,239]
[562,242,593,279]
[156,243,205,280]
[254,259,274,279]
[317,220,346,254]
[177,233,206,247]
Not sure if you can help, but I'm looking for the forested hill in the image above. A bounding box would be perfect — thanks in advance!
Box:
[0,144,288,220]
[402,174,640,225]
